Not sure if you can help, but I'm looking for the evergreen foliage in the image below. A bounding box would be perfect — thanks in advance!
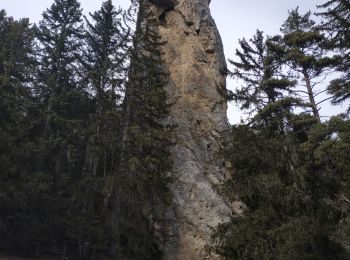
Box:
[268,8,336,121]
[109,1,173,258]
[212,3,350,260]
[0,10,39,253]
[212,116,350,259]
[0,11,35,177]
[82,0,129,177]
[317,0,350,112]
[228,29,309,131]
[36,0,89,176]
[318,0,350,49]
[1,0,349,259]
[30,0,96,254]
[0,0,173,258]
[229,30,298,113]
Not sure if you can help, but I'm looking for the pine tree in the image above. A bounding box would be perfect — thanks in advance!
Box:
[63,1,132,255]
[0,10,36,161]
[317,0,350,112]
[0,10,35,156]
[268,8,335,121]
[211,117,350,259]
[82,0,130,177]
[36,0,91,185]
[109,0,173,258]
[0,11,41,253]
[230,31,294,110]
[228,30,307,131]
[31,0,94,254]
[317,0,350,49]
[211,8,350,259]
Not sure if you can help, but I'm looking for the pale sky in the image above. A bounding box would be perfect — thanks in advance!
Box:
[1,0,346,123]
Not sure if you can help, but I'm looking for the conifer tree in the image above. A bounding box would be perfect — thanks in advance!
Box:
[63,1,132,255]
[268,8,335,121]
[36,0,90,184]
[212,116,350,259]
[109,0,173,258]
[0,10,35,158]
[212,9,350,259]
[0,10,40,252]
[212,30,350,257]
[318,0,350,50]
[82,0,130,177]
[230,31,293,110]
[317,0,350,112]
[31,0,94,254]
[228,30,307,131]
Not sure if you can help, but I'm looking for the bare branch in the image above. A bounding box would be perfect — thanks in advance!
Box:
[293,90,309,95]
[317,96,333,105]
[311,75,327,87]
[314,89,329,97]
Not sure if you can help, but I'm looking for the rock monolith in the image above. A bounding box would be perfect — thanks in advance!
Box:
[145,0,232,258]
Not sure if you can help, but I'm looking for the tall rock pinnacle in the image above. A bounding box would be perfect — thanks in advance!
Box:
[145,0,232,258]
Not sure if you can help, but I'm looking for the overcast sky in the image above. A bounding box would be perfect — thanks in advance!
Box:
[1,0,345,123]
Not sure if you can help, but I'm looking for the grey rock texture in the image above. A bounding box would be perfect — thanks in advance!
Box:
[146,0,232,258]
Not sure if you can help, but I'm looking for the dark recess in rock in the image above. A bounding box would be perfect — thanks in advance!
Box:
[159,6,174,25]
[150,0,177,9]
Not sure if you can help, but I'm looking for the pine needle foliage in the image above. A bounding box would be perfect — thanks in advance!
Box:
[108,1,174,258]
[317,0,350,112]
[212,4,350,259]
[82,0,129,178]
[211,115,350,260]
[268,8,336,121]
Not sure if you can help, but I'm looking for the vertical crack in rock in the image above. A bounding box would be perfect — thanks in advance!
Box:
[145,0,232,259]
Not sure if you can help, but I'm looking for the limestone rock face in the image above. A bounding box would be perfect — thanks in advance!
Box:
[146,0,232,258]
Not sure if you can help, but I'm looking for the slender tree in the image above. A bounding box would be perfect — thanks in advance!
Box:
[33,0,94,255]
[109,1,173,258]
[82,0,130,177]
[317,0,350,112]
[36,0,91,183]
[268,8,335,121]
[0,10,40,253]
[228,30,309,133]
[230,30,295,111]
[0,11,35,148]
[63,1,132,256]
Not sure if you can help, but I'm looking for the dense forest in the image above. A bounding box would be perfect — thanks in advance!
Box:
[0,0,349,259]
[211,0,350,259]
[0,0,172,258]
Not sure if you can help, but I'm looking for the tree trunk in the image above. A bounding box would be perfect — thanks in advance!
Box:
[303,70,321,122]
[62,241,67,260]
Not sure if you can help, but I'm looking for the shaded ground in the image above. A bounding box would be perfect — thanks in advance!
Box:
[0,254,60,260]
[0,252,111,260]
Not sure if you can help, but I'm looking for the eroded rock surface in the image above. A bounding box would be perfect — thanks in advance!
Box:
[146,0,232,258]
